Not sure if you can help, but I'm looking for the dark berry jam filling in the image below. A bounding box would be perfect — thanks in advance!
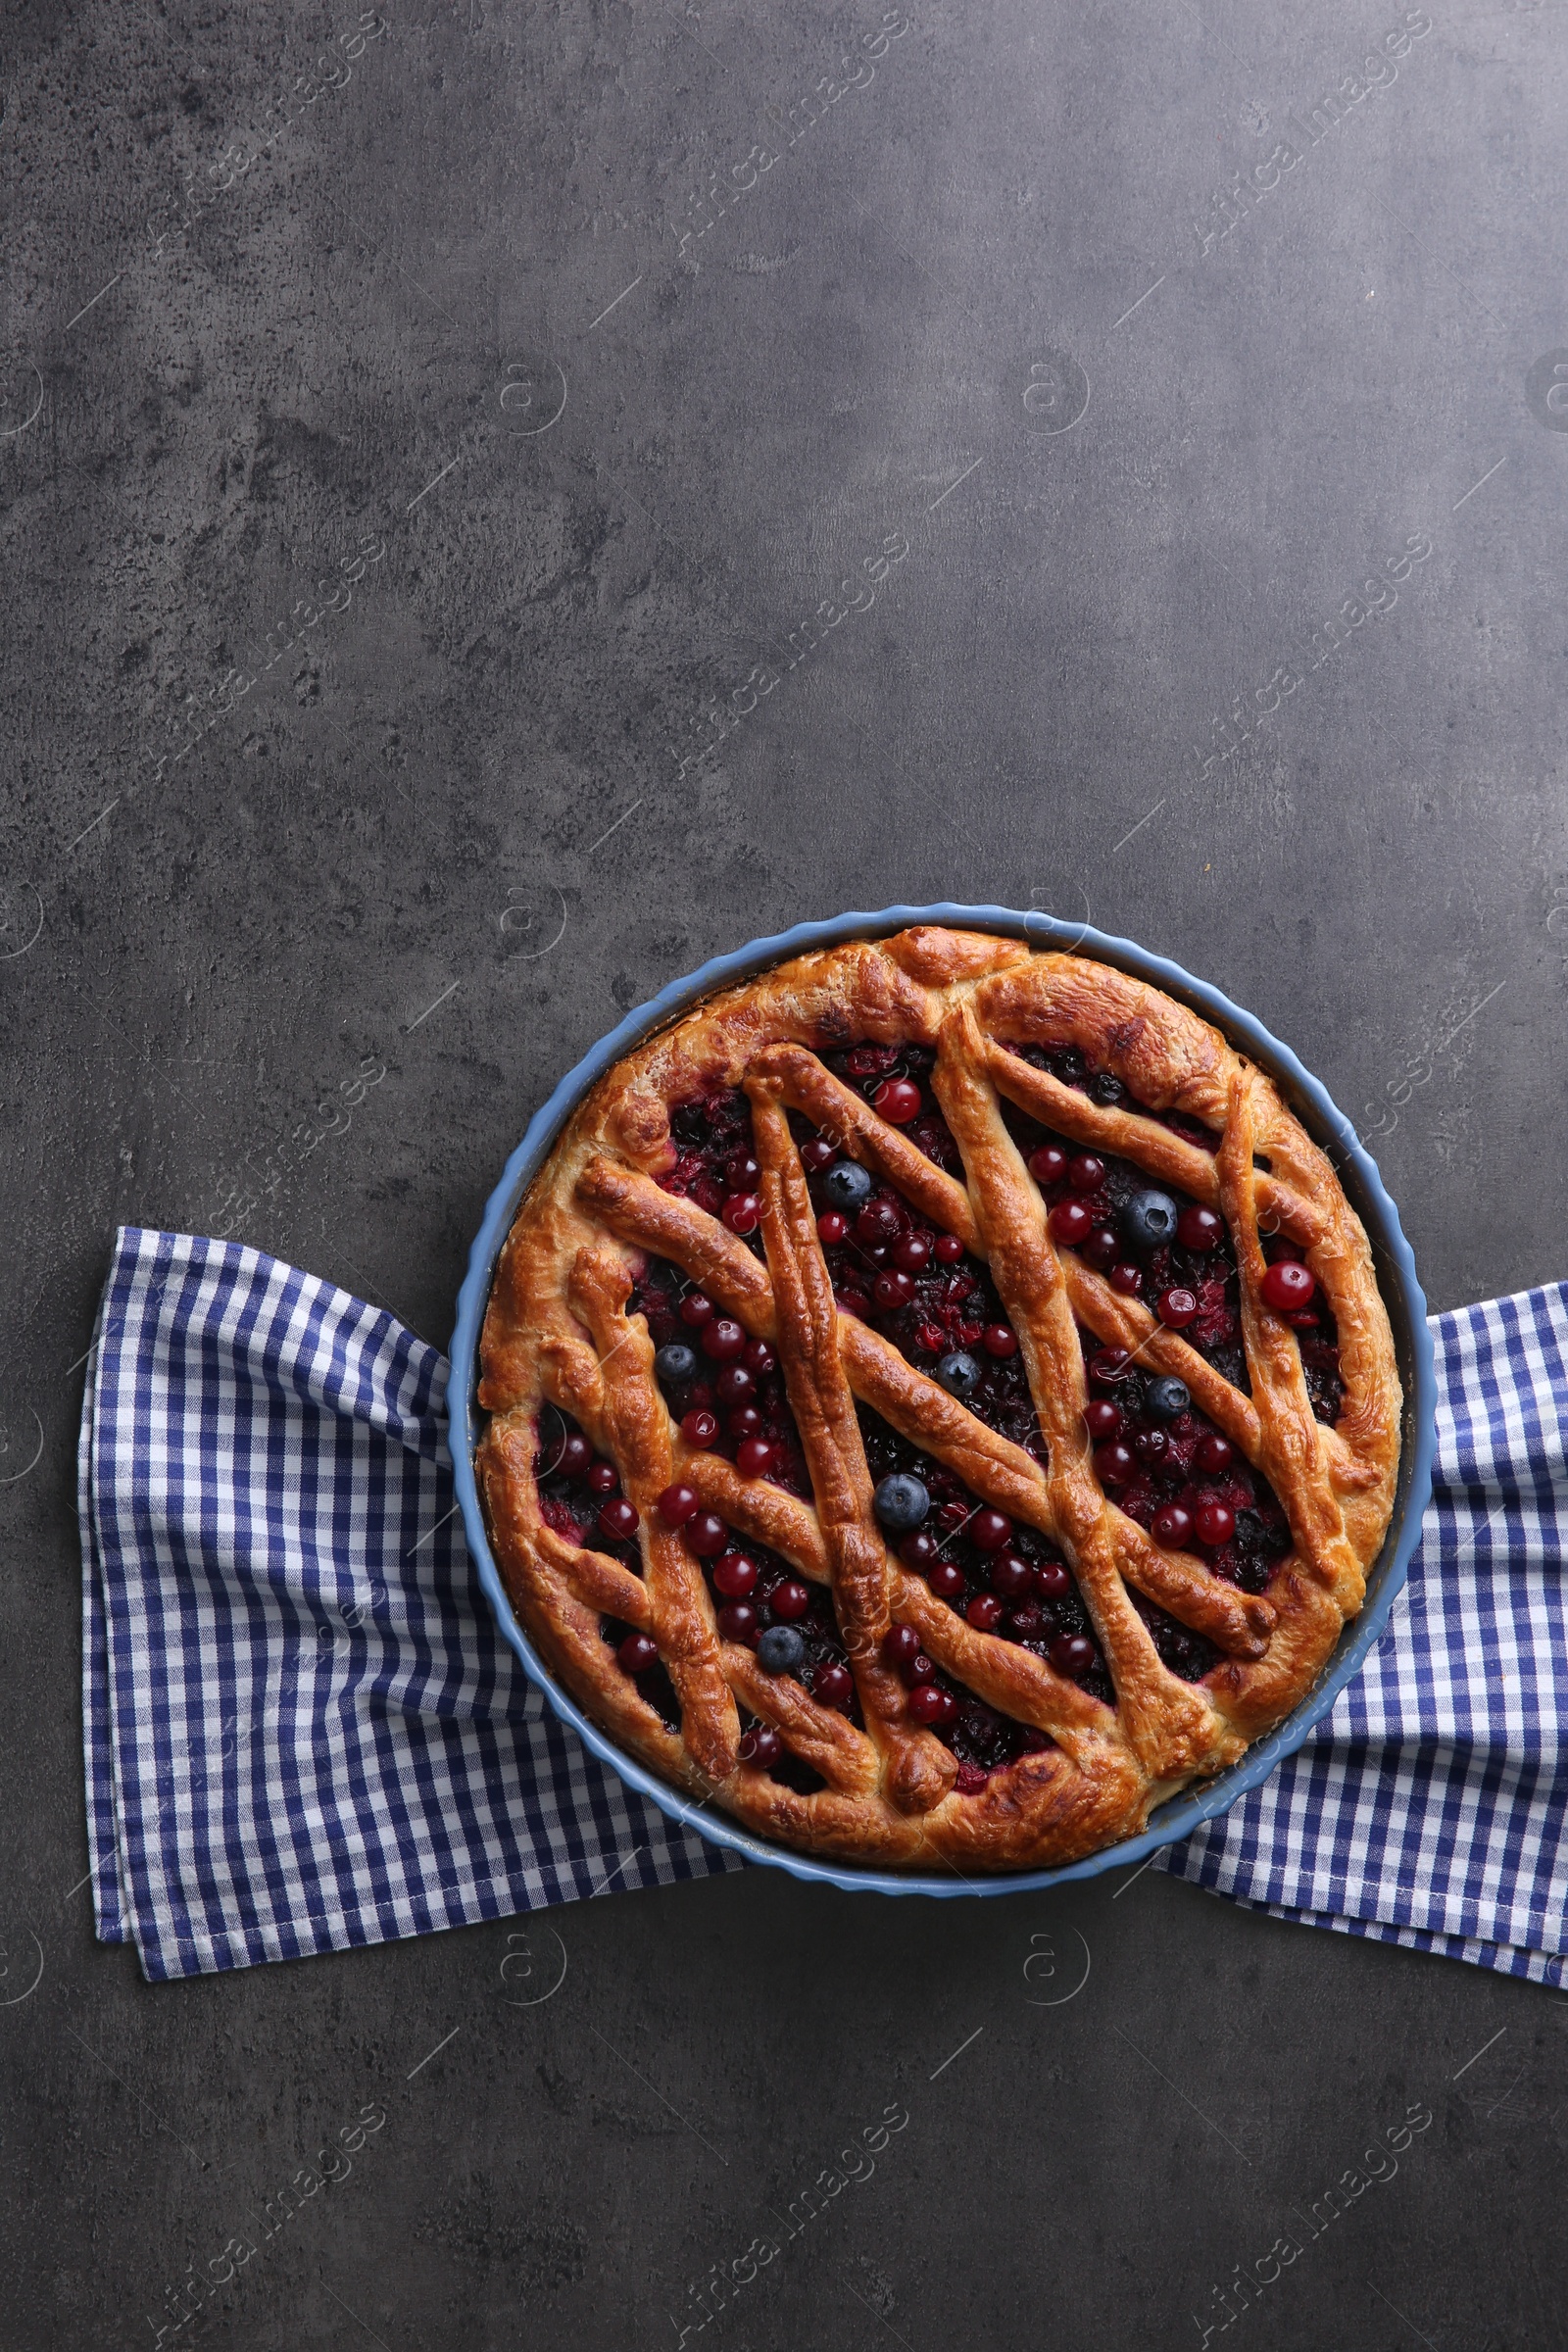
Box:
[627,1255,812,1498]
[795,1134,1045,1458]
[1131,1592,1221,1683]
[1004,1041,1220,1152]
[1080,1340,1292,1596]
[858,1405,1115,1705]
[535,1407,644,1574]
[1004,1049,1343,1428]
[600,1616,682,1730]
[819,1042,963,1174]
[921,1676,1054,1789]
[657,1088,765,1251]
[689,1521,863,1729]
[1010,1107,1251,1395]
[1261,1237,1345,1425]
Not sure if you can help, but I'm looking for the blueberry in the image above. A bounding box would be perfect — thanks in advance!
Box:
[873,1473,930,1533]
[1145,1375,1191,1422]
[757,1625,807,1676]
[1121,1189,1180,1253]
[935,1350,981,1398]
[821,1161,873,1211]
[654,1342,700,1390]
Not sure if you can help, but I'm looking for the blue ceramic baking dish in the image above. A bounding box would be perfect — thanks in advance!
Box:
[448,904,1437,1898]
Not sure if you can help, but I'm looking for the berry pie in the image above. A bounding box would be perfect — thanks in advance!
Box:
[476,927,1401,1872]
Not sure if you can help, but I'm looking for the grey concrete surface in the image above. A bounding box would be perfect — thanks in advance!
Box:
[3,0,1566,2344]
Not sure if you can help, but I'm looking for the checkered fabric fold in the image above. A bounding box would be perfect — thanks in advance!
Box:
[80,1233,1568,1984]
[78,1229,738,1982]
[1158,1281,1568,1985]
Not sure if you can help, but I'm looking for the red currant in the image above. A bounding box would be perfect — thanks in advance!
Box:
[982,1324,1018,1358]
[701,1318,747,1361]
[1195,1433,1233,1474]
[657,1483,699,1526]
[735,1437,774,1479]
[712,1550,758,1597]
[1177,1204,1224,1251]
[1092,1442,1135,1488]
[721,1193,761,1235]
[882,1624,922,1669]
[1261,1259,1316,1312]
[715,1365,755,1406]
[988,1551,1033,1601]
[817,1210,849,1245]
[898,1530,939,1571]
[933,1233,965,1263]
[598,1497,639,1541]
[970,1509,1012,1554]
[744,1339,775,1376]
[587,1459,618,1494]
[1034,1558,1071,1600]
[965,1592,1004,1632]
[873,1077,922,1124]
[1152,1503,1194,1548]
[874,1269,916,1311]
[727,1406,761,1439]
[1196,1500,1235,1546]
[681,1408,719,1448]
[1051,1633,1097,1680]
[616,1631,658,1676]
[1049,1199,1095,1245]
[679,1292,714,1327]
[1109,1263,1144,1296]
[1085,1399,1122,1440]
[908,1685,956,1727]
[857,1198,903,1246]
[718,1601,758,1643]
[770,1579,811,1621]
[893,1234,931,1273]
[1156,1287,1200,1328]
[685,1512,728,1557]
[812,1661,854,1710]
[929,1560,966,1601]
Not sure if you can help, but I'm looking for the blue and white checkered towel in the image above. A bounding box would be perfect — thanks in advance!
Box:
[78,1229,737,1981]
[79,1230,1568,1984]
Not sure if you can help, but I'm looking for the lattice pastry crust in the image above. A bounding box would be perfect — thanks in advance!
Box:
[476,927,1401,1872]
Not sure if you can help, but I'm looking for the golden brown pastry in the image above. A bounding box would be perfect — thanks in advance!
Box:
[476,927,1400,1872]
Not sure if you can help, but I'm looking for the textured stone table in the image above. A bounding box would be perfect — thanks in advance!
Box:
[2,1,1563,2344]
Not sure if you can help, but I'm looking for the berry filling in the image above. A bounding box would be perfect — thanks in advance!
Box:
[1080,1338,1293,1596]
[656,1088,767,1249]
[600,1615,682,1730]
[858,1405,1117,1704]
[793,1128,1045,1457]
[1131,1592,1221,1682]
[535,1407,644,1573]
[1013,1107,1252,1396]
[1004,1040,1221,1152]
[819,1042,963,1174]
[1003,1048,1344,1427]
[1261,1237,1345,1426]
[627,1255,813,1498]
